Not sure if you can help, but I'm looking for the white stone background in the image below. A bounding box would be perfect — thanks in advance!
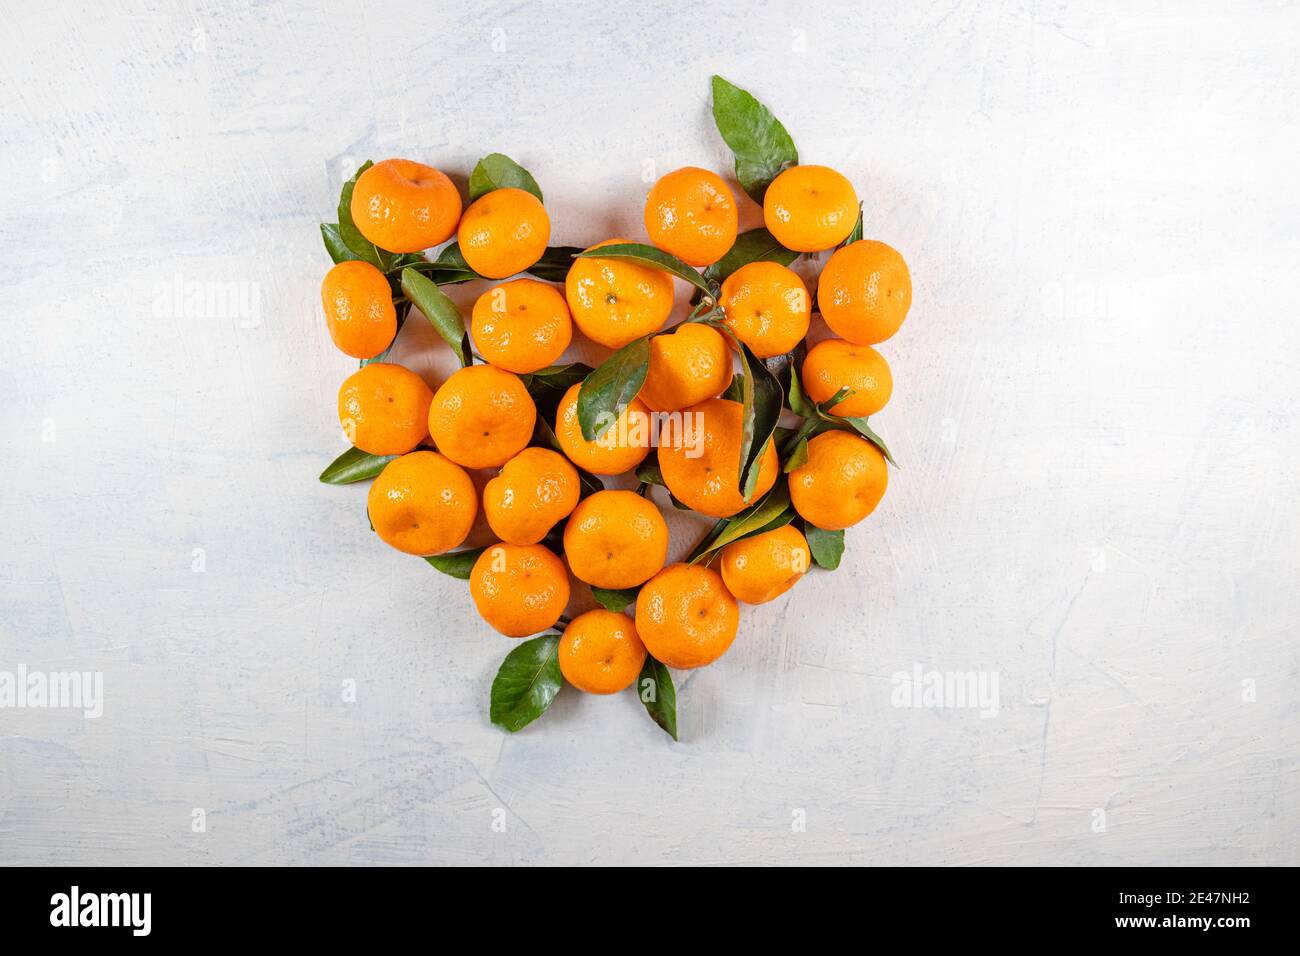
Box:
[1,0,1296,866]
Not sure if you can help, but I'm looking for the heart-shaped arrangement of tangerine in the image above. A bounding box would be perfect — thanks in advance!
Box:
[318,77,910,739]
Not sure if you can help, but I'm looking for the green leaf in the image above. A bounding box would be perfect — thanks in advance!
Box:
[576,242,712,297]
[469,153,543,203]
[533,417,604,497]
[839,415,898,466]
[525,364,591,420]
[319,446,395,484]
[805,525,845,570]
[783,397,898,468]
[523,362,594,399]
[782,437,808,473]
[777,416,818,462]
[687,480,794,564]
[638,656,678,741]
[526,245,585,283]
[400,267,472,367]
[529,362,596,384]
[389,252,430,269]
[591,585,640,612]
[817,386,855,415]
[702,227,799,285]
[710,75,799,204]
[635,456,665,486]
[787,346,817,418]
[337,160,391,270]
[320,223,360,264]
[429,243,481,285]
[577,335,651,441]
[490,634,563,732]
[728,332,784,499]
[423,546,488,580]
[781,336,898,468]
[393,245,480,286]
[720,371,745,403]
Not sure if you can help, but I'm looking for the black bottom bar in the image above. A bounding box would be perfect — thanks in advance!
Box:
[0,865,1282,942]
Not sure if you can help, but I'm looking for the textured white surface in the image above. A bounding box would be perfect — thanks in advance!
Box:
[1,0,1297,866]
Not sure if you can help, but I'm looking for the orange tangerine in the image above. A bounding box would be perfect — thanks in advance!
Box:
[470,279,572,374]
[565,239,675,348]
[350,159,461,253]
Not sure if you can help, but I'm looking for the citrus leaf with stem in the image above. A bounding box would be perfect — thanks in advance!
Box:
[819,386,855,413]
[702,227,799,285]
[320,223,359,264]
[784,359,899,467]
[423,546,488,580]
[638,656,678,741]
[490,634,563,732]
[687,480,794,564]
[400,267,472,367]
[810,389,899,467]
[468,153,543,202]
[392,244,480,286]
[576,334,651,441]
[575,242,713,298]
[521,362,594,412]
[591,585,640,612]
[804,524,845,570]
[721,372,746,403]
[710,76,799,204]
[337,160,393,270]
[319,447,395,484]
[635,455,666,487]
[786,342,817,418]
[527,245,586,283]
[838,415,897,466]
[782,437,808,473]
[709,323,783,498]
